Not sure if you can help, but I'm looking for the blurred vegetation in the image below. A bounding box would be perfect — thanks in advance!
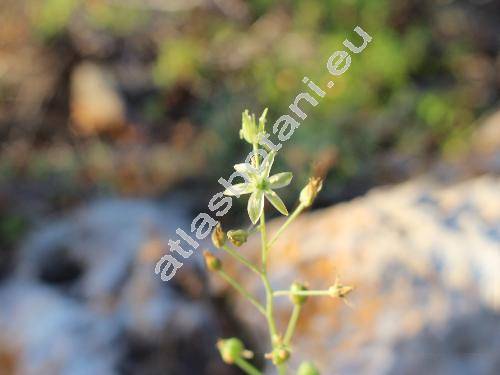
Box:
[0,0,498,209]
[0,212,27,277]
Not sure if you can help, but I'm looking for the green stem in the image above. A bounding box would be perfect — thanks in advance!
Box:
[260,212,278,340]
[234,357,262,375]
[221,244,262,277]
[274,290,331,297]
[217,270,266,316]
[262,275,277,337]
[260,210,267,268]
[268,203,305,248]
[253,141,280,370]
[253,142,260,167]
[278,364,287,375]
[284,304,301,345]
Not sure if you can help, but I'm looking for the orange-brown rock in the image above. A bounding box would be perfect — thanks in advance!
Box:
[211,176,500,374]
[70,63,126,136]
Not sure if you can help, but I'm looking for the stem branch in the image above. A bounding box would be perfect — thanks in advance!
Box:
[217,270,266,316]
[221,244,262,277]
[260,212,278,340]
[284,304,301,345]
[268,203,306,248]
[274,290,331,297]
[234,357,262,375]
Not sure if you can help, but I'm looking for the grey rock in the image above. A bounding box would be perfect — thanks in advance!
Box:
[1,198,224,375]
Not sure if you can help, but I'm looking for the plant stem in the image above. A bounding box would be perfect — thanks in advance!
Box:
[254,141,280,371]
[274,290,331,297]
[217,269,266,316]
[284,304,301,345]
[221,244,262,277]
[262,275,277,337]
[253,142,260,167]
[268,203,305,248]
[260,210,268,269]
[234,357,262,375]
[260,211,278,340]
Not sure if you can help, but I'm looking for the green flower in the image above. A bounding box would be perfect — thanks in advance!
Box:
[227,229,249,247]
[290,282,308,306]
[240,108,268,144]
[258,107,268,133]
[297,361,320,375]
[240,110,256,144]
[217,338,244,364]
[224,151,292,224]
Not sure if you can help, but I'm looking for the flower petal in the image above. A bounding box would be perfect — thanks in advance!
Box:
[268,172,292,189]
[258,108,268,133]
[240,110,258,144]
[224,183,254,196]
[262,151,276,178]
[247,190,264,224]
[234,163,258,180]
[265,190,288,216]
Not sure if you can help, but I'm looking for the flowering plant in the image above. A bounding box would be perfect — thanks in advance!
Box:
[204,109,353,375]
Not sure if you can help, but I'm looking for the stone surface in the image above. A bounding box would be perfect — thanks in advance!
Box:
[469,110,500,175]
[0,199,234,375]
[432,109,500,180]
[212,176,500,374]
[70,63,126,135]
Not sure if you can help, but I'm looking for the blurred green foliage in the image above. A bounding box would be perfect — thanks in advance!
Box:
[0,213,27,248]
[32,0,79,38]
[153,39,204,87]
[23,0,499,197]
[31,0,147,38]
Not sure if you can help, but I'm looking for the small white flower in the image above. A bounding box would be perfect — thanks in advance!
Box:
[224,151,292,224]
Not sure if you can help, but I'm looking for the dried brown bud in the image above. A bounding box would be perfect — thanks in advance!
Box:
[299,177,323,207]
[328,278,354,299]
[227,229,249,247]
[211,223,226,248]
[203,250,221,271]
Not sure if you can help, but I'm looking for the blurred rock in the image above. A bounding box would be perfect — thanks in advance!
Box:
[432,109,500,181]
[70,63,126,136]
[213,176,500,374]
[469,110,500,174]
[1,199,233,375]
[0,282,119,374]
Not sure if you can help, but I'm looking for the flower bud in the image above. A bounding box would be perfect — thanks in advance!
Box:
[241,350,254,359]
[266,347,290,365]
[227,229,249,247]
[211,223,226,248]
[297,361,320,375]
[258,108,268,133]
[203,250,221,271]
[240,110,258,144]
[271,334,282,346]
[217,338,244,364]
[299,177,323,207]
[290,282,308,306]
